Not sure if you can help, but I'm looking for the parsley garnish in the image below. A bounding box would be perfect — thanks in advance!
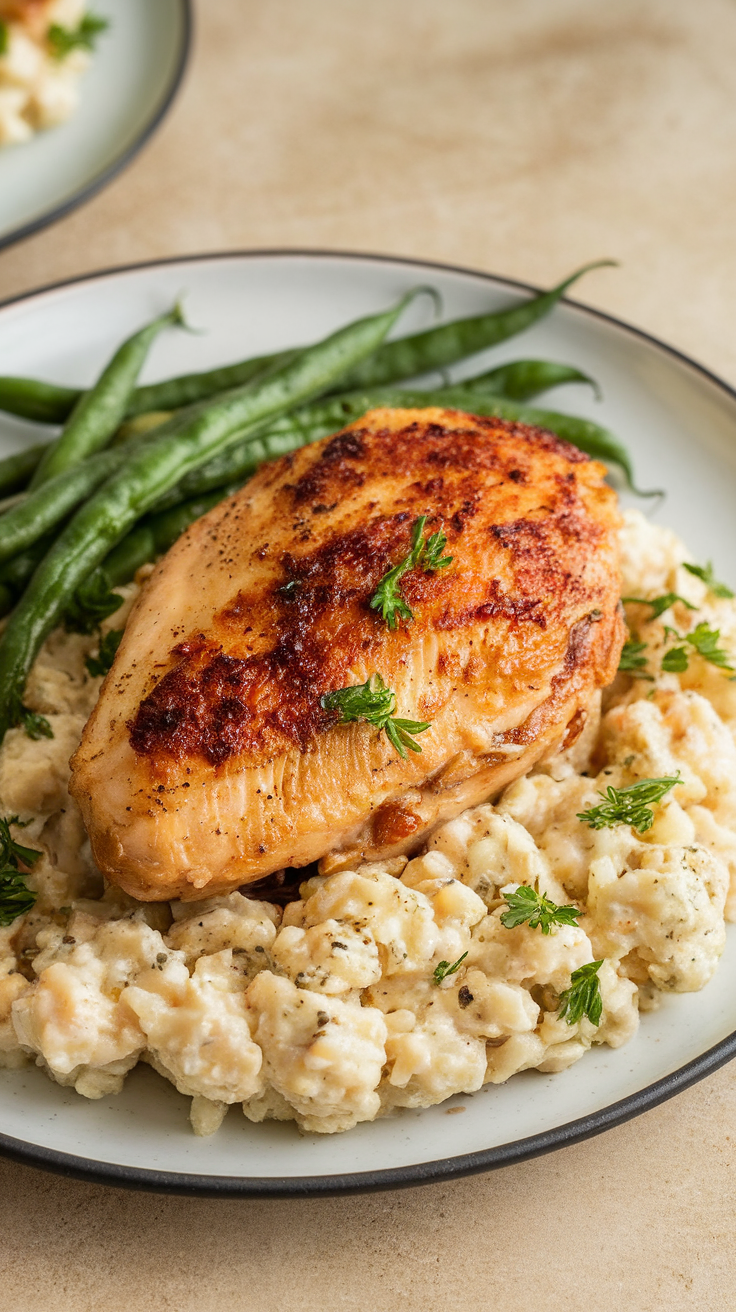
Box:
[6,695,53,741]
[622,593,697,620]
[20,708,53,740]
[687,621,734,670]
[85,628,123,678]
[0,815,41,928]
[433,952,468,985]
[65,574,124,634]
[577,773,681,833]
[683,561,734,599]
[0,20,8,56]
[370,515,453,629]
[661,644,689,673]
[662,622,733,674]
[320,673,431,758]
[618,638,652,678]
[48,12,109,60]
[500,885,583,934]
[558,960,604,1027]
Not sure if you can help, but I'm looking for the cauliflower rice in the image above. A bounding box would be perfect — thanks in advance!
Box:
[0,1,97,147]
[2,509,736,1136]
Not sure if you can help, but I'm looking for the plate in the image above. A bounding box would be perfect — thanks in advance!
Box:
[1,250,736,1197]
[0,0,191,251]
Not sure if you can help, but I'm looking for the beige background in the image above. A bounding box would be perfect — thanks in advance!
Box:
[1,0,736,1307]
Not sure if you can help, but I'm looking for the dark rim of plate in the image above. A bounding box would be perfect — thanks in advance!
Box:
[0,248,735,1199]
[0,0,193,254]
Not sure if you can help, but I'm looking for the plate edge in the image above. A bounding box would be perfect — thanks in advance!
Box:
[1,247,735,416]
[2,1028,736,1197]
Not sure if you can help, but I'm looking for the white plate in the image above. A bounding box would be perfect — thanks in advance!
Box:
[0,0,191,250]
[1,250,736,1197]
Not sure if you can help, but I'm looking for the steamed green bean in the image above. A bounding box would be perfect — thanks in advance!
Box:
[0,290,420,737]
[30,305,183,488]
[0,444,46,498]
[0,263,608,426]
[333,261,613,391]
[452,358,599,402]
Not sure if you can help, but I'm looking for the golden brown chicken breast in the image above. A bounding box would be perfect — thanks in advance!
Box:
[70,407,624,901]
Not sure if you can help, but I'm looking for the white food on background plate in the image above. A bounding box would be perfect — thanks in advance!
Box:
[0,0,94,146]
[2,510,736,1135]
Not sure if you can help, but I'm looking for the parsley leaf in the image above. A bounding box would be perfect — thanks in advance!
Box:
[0,20,8,57]
[48,12,109,60]
[618,638,652,678]
[433,952,468,985]
[65,574,124,634]
[622,593,697,620]
[5,696,54,741]
[422,528,453,572]
[500,885,583,934]
[688,621,734,670]
[661,644,689,673]
[558,960,604,1027]
[0,814,41,928]
[370,515,453,629]
[662,622,733,674]
[85,628,123,678]
[0,870,37,927]
[577,773,681,833]
[320,673,431,758]
[683,560,734,599]
[20,708,53,740]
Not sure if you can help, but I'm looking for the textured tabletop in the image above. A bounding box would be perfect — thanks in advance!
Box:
[1,2,736,1308]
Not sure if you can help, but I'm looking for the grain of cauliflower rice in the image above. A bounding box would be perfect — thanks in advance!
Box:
[1,508,736,1135]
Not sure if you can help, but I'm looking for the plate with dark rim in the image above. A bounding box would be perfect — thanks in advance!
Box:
[0,0,192,252]
[1,249,736,1197]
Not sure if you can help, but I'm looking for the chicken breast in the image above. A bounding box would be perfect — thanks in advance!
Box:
[70,407,624,901]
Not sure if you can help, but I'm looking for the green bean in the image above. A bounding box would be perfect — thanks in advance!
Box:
[0,377,79,425]
[0,392,226,565]
[333,261,614,391]
[452,359,599,402]
[29,305,184,489]
[0,290,421,736]
[0,444,47,498]
[126,351,297,418]
[0,411,172,502]
[0,394,299,567]
[0,262,609,428]
[0,446,128,565]
[111,410,175,445]
[0,536,55,618]
[0,352,294,428]
[214,384,638,488]
[0,348,298,428]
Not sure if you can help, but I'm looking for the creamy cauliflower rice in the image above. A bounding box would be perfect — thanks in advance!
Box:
[2,508,736,1136]
[0,1,100,147]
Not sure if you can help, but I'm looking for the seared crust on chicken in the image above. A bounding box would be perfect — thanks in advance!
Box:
[70,408,624,900]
